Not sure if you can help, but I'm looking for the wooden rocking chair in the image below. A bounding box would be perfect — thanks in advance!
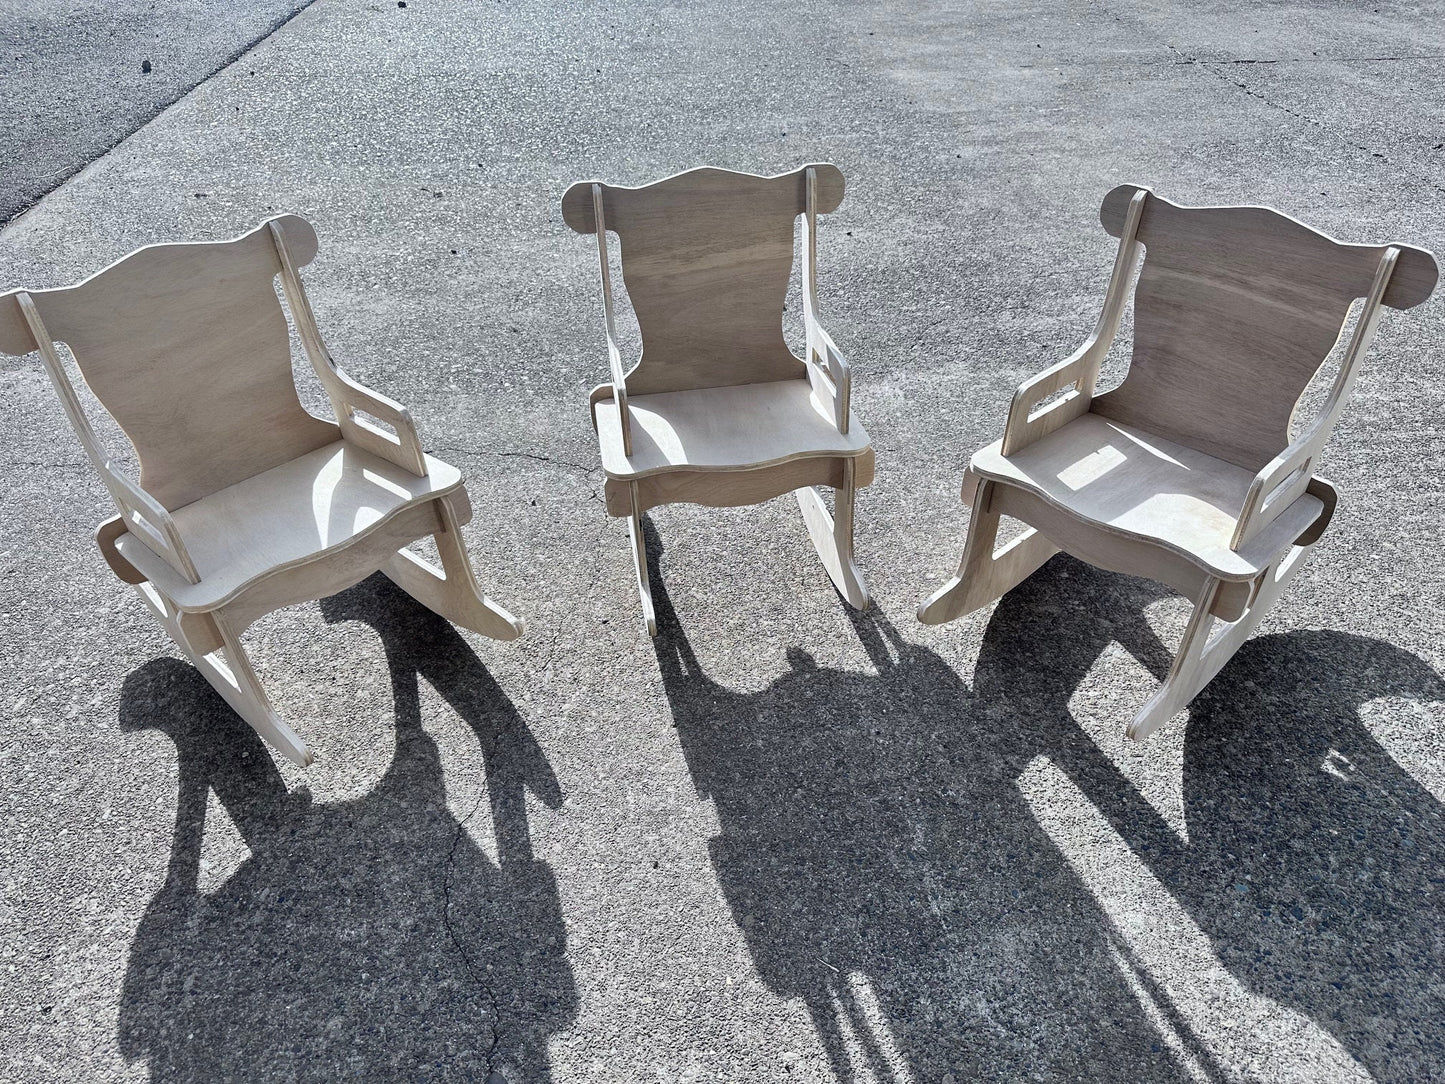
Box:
[918,185,1437,739]
[561,164,874,635]
[0,217,523,766]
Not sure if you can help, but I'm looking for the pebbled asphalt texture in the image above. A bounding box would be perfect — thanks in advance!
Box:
[0,0,313,222]
[1,1,1444,1081]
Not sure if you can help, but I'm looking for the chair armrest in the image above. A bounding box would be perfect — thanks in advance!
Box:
[586,183,633,456]
[328,365,429,477]
[805,315,851,434]
[1232,244,1401,550]
[1002,186,1149,457]
[1000,343,1105,456]
[14,290,201,582]
[267,219,428,477]
[1231,434,1323,550]
[604,337,633,456]
[101,461,201,584]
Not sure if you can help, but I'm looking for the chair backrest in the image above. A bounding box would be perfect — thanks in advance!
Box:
[0,216,340,510]
[1091,185,1437,470]
[561,164,846,396]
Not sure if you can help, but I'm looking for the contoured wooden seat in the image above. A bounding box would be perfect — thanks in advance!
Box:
[919,185,1437,739]
[0,217,523,766]
[562,164,874,634]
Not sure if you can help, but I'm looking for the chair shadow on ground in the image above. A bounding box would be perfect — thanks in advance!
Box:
[115,574,575,1083]
[646,519,1445,1082]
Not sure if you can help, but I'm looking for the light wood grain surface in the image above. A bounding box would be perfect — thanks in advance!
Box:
[1095,184,1437,471]
[971,415,1324,581]
[113,442,464,612]
[563,164,844,395]
[921,184,1438,742]
[0,216,339,510]
[595,380,870,479]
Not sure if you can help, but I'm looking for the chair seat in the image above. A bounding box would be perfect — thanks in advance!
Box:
[970,413,1325,581]
[595,378,871,480]
[114,440,464,611]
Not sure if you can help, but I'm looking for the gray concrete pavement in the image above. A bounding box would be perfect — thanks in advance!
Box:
[0,0,311,222]
[2,0,1444,1080]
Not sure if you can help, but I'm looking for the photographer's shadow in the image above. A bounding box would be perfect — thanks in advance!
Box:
[648,522,1194,1082]
[117,574,575,1082]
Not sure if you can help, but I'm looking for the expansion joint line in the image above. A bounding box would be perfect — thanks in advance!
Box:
[1,0,324,226]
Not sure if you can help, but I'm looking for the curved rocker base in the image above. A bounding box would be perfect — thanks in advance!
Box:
[109,491,522,767]
[919,477,1320,741]
[1127,541,1314,741]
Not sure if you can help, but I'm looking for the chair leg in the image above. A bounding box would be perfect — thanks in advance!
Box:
[1128,542,1314,741]
[627,482,658,637]
[796,458,870,609]
[133,582,313,766]
[918,479,1059,625]
[382,495,524,642]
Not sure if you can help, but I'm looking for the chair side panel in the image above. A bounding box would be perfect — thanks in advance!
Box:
[600,166,839,395]
[26,221,338,510]
[1093,192,1416,470]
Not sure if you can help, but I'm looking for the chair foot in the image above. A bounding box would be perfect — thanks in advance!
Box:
[796,460,870,610]
[382,496,524,642]
[135,583,313,766]
[1127,543,1315,741]
[917,479,1058,625]
[628,485,657,636]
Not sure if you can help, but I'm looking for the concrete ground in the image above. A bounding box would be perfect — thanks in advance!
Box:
[2,0,1444,1080]
[0,0,314,223]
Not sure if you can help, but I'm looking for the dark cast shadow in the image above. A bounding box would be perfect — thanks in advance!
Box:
[652,508,1445,1081]
[648,519,1204,1082]
[116,573,575,1082]
[971,551,1445,1083]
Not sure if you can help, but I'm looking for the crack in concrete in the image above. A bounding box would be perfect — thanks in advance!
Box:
[440,717,514,1080]
[1180,54,1445,65]
[0,460,89,471]
[495,449,601,477]
[431,445,602,480]
[434,536,604,1081]
[1165,42,1445,195]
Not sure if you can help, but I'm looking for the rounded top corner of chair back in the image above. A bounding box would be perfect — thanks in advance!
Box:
[1381,244,1438,309]
[804,163,847,213]
[1098,183,1151,236]
[561,181,603,234]
[266,213,321,266]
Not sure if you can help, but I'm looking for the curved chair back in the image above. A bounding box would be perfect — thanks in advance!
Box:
[561,164,845,395]
[1093,185,1437,470]
[0,216,338,510]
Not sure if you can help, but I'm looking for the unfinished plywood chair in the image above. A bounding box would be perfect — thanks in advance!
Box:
[561,164,873,635]
[0,217,523,766]
[919,185,1437,739]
